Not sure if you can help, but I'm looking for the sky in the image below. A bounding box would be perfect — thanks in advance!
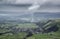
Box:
[0,0,60,4]
[0,0,60,13]
[0,0,60,20]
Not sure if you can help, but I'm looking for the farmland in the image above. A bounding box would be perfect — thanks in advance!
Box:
[0,19,60,39]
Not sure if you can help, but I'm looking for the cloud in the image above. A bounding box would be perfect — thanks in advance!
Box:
[0,0,60,4]
[0,0,60,13]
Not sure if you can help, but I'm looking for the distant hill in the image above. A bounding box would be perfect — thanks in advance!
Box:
[0,12,60,23]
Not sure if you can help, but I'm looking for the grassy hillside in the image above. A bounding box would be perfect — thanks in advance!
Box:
[0,19,60,39]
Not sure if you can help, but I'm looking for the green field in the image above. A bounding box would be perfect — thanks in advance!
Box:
[0,19,60,39]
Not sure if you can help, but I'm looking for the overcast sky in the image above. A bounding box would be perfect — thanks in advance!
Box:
[0,0,60,4]
[0,0,60,13]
